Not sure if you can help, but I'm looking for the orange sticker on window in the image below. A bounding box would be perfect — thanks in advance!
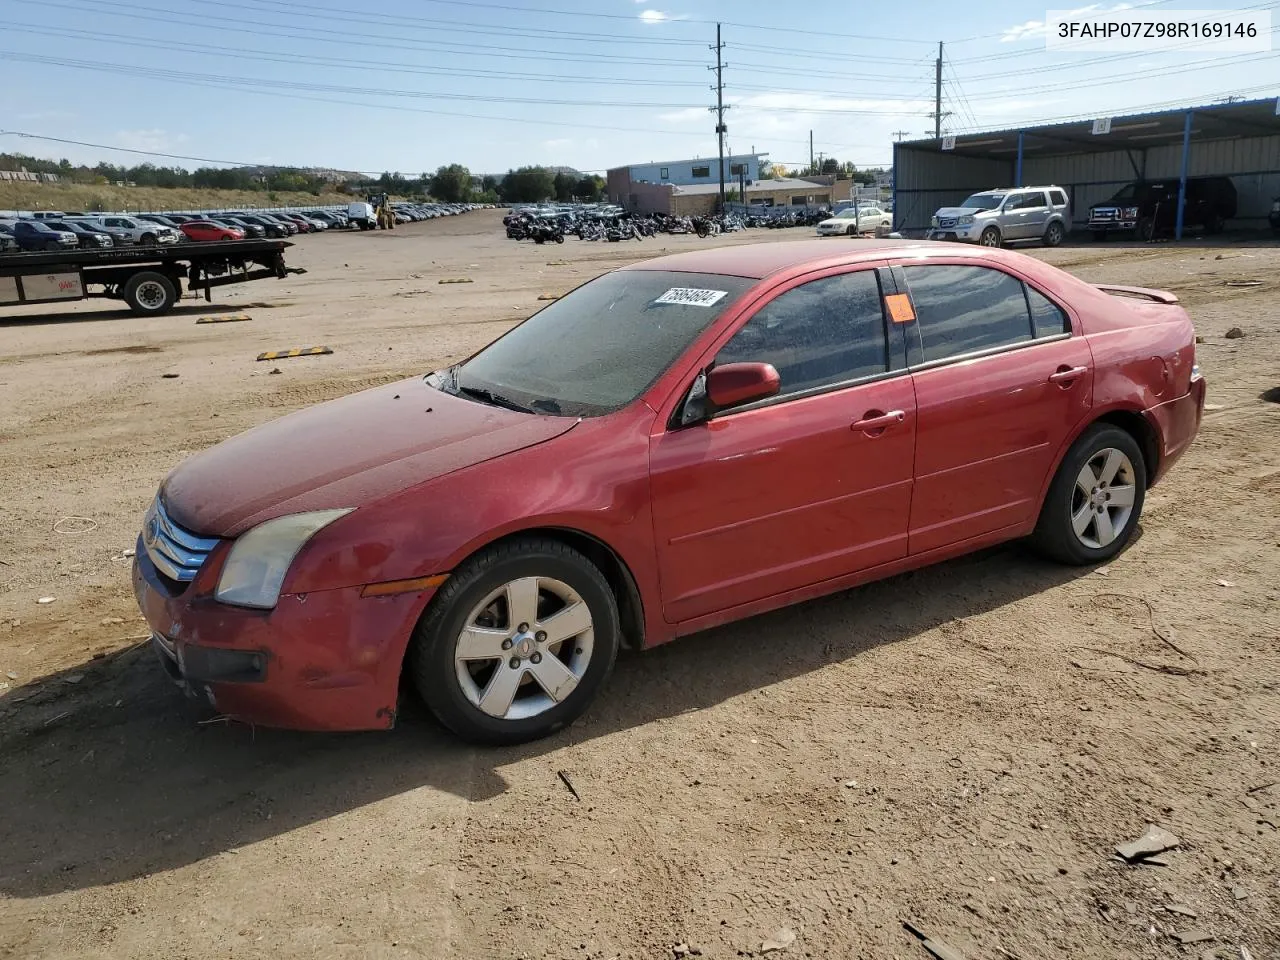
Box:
[885,293,915,324]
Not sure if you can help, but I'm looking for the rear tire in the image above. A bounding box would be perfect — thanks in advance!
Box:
[122,271,177,316]
[1043,221,1065,247]
[408,537,620,745]
[1031,424,1146,566]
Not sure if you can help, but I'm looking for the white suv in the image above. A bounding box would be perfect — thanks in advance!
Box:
[929,186,1071,248]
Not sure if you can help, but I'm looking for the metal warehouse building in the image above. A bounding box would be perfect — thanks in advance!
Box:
[893,98,1280,237]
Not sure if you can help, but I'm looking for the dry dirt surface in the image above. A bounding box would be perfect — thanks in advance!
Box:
[1,211,1277,960]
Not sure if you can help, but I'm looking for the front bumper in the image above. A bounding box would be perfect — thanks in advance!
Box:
[1088,220,1137,232]
[1145,376,1206,485]
[132,537,434,731]
[926,227,978,243]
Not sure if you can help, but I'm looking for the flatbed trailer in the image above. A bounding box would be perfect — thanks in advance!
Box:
[0,239,303,316]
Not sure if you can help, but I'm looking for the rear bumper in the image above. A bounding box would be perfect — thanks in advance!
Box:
[1145,376,1206,485]
[132,538,433,731]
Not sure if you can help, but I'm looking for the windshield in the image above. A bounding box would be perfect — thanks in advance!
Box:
[833,209,859,219]
[959,192,1005,211]
[443,270,754,417]
[1110,183,1139,202]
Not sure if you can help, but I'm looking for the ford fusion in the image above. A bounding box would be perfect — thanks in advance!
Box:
[135,239,1204,744]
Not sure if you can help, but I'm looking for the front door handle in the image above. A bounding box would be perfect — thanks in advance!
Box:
[851,409,905,435]
[1049,365,1089,385]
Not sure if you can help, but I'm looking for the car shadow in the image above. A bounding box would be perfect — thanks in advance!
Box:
[0,302,242,328]
[0,541,1097,898]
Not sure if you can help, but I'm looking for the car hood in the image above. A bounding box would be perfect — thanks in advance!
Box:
[818,218,855,227]
[934,206,990,218]
[163,376,578,537]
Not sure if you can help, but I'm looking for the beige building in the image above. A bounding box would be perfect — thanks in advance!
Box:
[613,176,852,216]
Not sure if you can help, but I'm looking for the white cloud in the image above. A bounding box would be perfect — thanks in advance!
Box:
[639,9,686,23]
[1001,3,1132,42]
[113,129,191,154]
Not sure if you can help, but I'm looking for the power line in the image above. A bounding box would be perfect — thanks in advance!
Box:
[0,22,709,88]
[10,0,708,66]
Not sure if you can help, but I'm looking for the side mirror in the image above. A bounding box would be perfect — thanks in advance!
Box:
[706,362,781,411]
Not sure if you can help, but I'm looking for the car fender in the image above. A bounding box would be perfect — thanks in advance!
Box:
[283,406,670,645]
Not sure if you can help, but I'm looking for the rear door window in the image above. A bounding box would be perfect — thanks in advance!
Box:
[1049,189,1068,206]
[716,270,889,399]
[902,265,1033,363]
[1025,286,1070,338]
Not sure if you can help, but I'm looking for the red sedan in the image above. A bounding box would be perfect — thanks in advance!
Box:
[179,220,245,242]
[133,240,1204,743]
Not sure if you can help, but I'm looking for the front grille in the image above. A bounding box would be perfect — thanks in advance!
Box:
[938,217,958,229]
[142,498,219,583]
[1092,208,1119,222]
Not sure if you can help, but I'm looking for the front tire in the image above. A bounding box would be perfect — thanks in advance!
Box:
[139,232,157,246]
[979,226,1001,247]
[846,226,857,237]
[408,538,621,745]
[1031,424,1146,565]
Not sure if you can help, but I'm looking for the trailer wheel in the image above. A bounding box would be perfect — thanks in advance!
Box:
[123,271,177,316]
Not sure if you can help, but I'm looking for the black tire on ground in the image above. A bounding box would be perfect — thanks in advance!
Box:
[554,234,564,244]
[121,271,177,316]
[846,226,857,237]
[1030,423,1147,566]
[139,233,156,245]
[408,537,621,746]
[979,226,1001,247]
[1206,213,1225,235]
[1043,221,1065,247]
[1092,230,1107,242]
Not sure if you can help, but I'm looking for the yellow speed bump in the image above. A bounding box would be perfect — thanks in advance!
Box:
[438,277,473,284]
[256,346,334,362]
[196,313,253,324]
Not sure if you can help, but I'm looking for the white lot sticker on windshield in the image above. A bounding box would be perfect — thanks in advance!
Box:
[653,287,729,307]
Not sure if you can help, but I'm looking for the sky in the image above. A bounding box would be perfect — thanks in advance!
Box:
[0,0,1276,176]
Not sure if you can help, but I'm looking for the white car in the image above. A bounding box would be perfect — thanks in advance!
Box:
[816,206,891,237]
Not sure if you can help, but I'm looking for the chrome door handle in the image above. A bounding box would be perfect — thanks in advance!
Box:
[1049,365,1089,385]
[852,410,905,433]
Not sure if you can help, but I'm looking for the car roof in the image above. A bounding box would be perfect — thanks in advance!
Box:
[621,238,1007,280]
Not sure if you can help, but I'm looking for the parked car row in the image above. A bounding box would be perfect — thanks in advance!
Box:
[2,202,489,252]
[926,176,1245,248]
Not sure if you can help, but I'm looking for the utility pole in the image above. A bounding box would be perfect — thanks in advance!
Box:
[809,130,814,172]
[934,41,943,140]
[709,24,729,210]
[893,130,911,142]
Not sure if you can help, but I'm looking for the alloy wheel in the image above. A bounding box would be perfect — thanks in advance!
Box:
[454,576,595,720]
[1071,448,1137,549]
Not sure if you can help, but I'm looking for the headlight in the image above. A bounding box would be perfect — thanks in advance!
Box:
[215,509,353,609]
[958,215,975,225]
[930,216,939,226]
[1122,207,1139,219]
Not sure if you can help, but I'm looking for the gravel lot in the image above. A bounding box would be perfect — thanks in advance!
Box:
[1,210,1277,960]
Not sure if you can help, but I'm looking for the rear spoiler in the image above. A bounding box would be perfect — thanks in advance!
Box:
[1096,283,1179,304]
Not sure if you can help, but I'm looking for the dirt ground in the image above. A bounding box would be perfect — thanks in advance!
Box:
[1,210,1277,960]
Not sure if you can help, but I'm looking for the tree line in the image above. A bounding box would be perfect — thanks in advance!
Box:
[1,154,608,204]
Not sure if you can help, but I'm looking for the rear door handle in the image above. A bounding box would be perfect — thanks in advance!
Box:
[1049,365,1089,385]
[851,410,905,434]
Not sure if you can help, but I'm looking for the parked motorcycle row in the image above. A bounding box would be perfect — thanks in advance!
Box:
[502,206,822,245]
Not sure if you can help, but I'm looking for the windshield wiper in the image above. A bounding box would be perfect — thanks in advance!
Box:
[456,384,535,414]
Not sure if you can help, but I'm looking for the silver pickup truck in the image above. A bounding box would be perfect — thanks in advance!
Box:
[72,215,180,246]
